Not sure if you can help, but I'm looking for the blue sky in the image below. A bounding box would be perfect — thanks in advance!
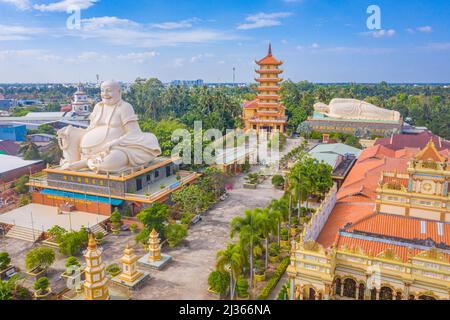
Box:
[0,0,449,83]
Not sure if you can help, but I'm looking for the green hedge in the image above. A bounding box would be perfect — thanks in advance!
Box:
[257,257,290,300]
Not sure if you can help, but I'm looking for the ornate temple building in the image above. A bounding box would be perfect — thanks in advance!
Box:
[303,98,403,137]
[243,44,287,134]
[287,140,450,300]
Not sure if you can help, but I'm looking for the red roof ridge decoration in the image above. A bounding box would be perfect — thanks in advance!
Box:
[415,138,445,162]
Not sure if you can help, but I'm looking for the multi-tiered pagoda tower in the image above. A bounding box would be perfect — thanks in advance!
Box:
[243,44,287,134]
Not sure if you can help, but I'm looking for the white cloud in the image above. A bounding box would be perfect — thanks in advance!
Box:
[0,0,30,10]
[82,16,138,31]
[0,49,45,60]
[117,51,158,63]
[310,43,320,49]
[173,58,185,68]
[420,42,450,51]
[0,24,46,40]
[417,26,433,33]
[362,29,396,38]
[190,53,214,63]
[33,0,98,12]
[74,51,108,62]
[152,18,200,30]
[237,12,293,30]
[75,17,237,48]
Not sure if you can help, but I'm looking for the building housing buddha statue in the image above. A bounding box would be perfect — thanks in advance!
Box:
[314,98,401,122]
[57,80,161,173]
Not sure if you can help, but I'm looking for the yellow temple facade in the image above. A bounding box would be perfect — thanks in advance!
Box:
[243,44,287,134]
[376,139,450,222]
[83,233,109,300]
[287,142,450,300]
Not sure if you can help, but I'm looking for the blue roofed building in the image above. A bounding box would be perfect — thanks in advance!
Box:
[309,143,362,188]
[0,123,27,142]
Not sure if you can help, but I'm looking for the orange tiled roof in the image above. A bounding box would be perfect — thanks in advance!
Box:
[317,144,421,248]
[345,213,450,244]
[316,202,375,248]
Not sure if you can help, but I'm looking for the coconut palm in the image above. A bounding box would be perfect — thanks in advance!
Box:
[269,198,289,245]
[258,208,280,269]
[216,243,243,300]
[230,209,263,289]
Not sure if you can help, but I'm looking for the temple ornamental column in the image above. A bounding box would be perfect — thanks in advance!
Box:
[289,277,295,301]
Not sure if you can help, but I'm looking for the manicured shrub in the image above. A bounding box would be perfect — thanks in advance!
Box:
[271,175,285,188]
[106,264,121,277]
[34,277,49,293]
[208,270,230,295]
[25,247,55,271]
[257,257,290,300]
[164,224,188,247]
[130,224,138,233]
[65,256,80,268]
[236,277,249,298]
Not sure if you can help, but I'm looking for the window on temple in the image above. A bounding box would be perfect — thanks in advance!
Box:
[343,278,356,298]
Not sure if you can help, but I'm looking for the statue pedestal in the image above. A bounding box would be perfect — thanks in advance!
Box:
[138,253,172,270]
[111,271,150,291]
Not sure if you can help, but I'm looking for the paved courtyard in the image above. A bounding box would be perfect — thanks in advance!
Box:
[0,138,302,300]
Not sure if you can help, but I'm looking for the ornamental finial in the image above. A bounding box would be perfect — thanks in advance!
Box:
[268,42,272,56]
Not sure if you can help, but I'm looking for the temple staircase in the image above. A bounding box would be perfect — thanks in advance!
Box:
[6,225,43,243]
[89,224,108,237]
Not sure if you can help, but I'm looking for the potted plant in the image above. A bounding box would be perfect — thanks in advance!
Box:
[254,259,266,282]
[236,276,250,300]
[271,175,285,189]
[243,173,259,189]
[110,208,122,235]
[63,256,80,275]
[0,252,14,280]
[269,243,280,263]
[280,228,290,248]
[130,224,138,234]
[25,247,55,280]
[94,232,104,244]
[207,270,229,299]
[106,263,121,278]
[33,277,52,299]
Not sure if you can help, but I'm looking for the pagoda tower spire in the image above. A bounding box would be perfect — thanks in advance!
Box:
[242,44,287,134]
[83,233,109,300]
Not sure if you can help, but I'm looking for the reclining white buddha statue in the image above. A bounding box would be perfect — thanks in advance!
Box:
[57,80,161,173]
[314,98,401,122]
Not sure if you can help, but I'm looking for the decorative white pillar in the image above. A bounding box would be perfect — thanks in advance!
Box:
[289,278,295,301]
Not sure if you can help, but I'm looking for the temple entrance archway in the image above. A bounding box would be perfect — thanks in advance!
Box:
[343,278,356,298]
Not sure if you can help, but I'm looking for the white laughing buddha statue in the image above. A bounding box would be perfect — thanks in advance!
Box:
[57,80,161,173]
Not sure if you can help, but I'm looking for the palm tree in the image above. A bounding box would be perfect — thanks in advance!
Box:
[259,208,280,269]
[268,198,288,245]
[230,209,262,290]
[216,243,243,300]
